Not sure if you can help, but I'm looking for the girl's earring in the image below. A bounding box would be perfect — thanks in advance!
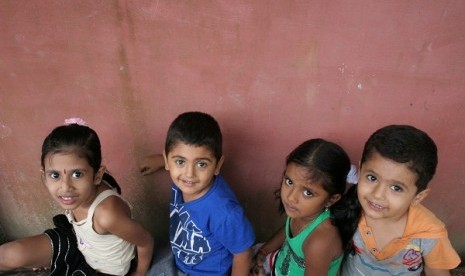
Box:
[324,205,329,212]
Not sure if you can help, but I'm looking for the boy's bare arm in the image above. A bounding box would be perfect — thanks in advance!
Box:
[140,154,165,175]
[231,247,253,276]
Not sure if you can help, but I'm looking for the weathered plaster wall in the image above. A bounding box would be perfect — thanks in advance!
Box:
[1,0,464,258]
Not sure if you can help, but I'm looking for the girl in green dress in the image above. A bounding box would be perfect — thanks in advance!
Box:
[251,139,359,276]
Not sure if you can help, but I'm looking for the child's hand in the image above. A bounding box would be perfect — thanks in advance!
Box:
[250,263,265,276]
[139,154,165,175]
[250,252,266,276]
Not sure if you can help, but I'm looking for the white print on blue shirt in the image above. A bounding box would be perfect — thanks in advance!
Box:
[170,189,211,265]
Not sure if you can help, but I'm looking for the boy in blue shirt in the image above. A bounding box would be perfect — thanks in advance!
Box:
[141,111,255,275]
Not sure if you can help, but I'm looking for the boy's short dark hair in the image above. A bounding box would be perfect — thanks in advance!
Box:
[165,111,223,161]
[361,125,438,193]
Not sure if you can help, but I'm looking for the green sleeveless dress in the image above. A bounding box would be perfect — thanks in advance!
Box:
[274,209,343,276]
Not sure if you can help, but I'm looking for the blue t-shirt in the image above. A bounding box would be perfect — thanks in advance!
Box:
[169,175,255,275]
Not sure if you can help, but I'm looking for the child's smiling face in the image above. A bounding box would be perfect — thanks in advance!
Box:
[357,151,429,223]
[164,142,224,202]
[42,152,102,211]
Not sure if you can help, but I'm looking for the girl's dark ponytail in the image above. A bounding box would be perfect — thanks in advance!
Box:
[330,185,362,264]
[102,172,122,195]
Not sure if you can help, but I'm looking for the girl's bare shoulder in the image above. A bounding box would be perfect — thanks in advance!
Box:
[304,219,341,253]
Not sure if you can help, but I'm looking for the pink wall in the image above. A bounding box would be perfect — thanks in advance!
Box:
[1,0,464,258]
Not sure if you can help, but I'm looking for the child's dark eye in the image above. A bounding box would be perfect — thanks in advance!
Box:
[48,172,60,180]
[284,177,293,186]
[390,185,403,192]
[197,162,207,168]
[303,190,313,197]
[367,174,377,182]
[175,159,185,166]
[72,171,83,178]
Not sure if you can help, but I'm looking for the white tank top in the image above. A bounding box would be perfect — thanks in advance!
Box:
[66,189,135,275]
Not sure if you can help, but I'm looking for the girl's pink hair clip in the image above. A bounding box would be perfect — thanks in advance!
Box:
[64,118,88,126]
